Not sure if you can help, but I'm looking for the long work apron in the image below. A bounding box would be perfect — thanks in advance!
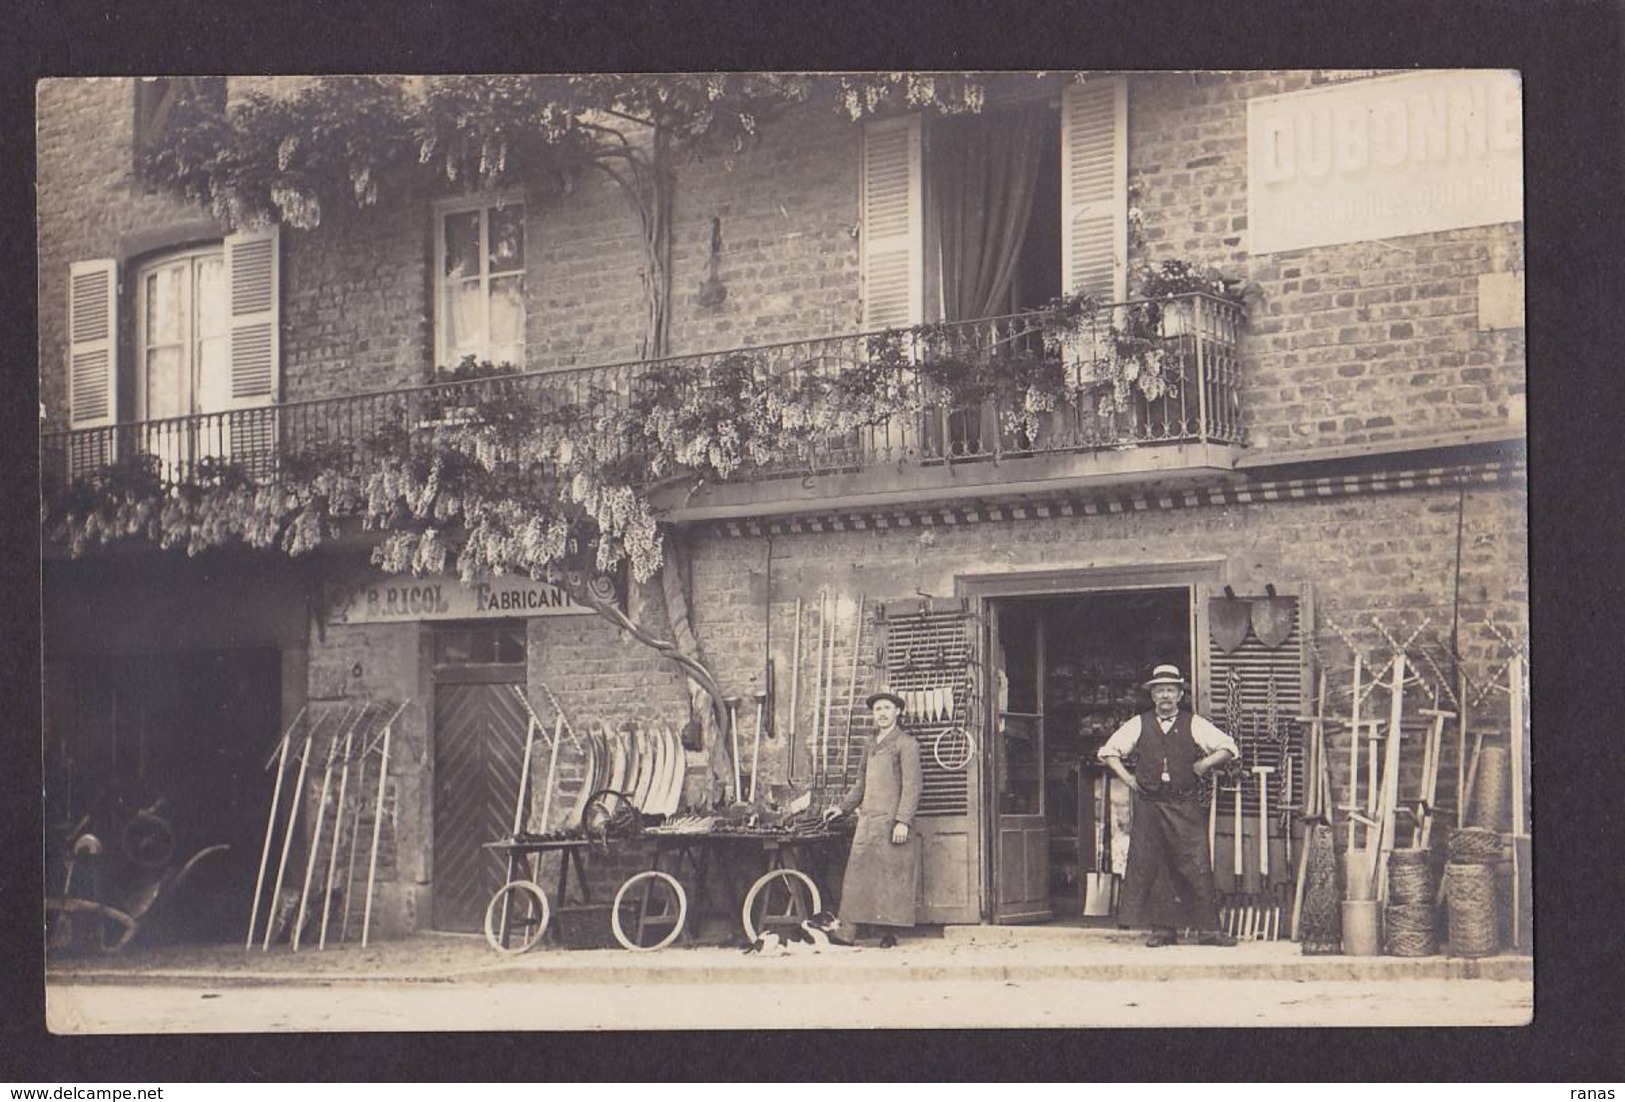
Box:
[1116,711,1221,932]
[836,731,922,927]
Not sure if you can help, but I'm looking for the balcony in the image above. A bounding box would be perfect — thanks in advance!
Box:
[40,293,1245,523]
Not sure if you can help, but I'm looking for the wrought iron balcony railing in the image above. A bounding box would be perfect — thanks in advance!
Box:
[40,293,1244,498]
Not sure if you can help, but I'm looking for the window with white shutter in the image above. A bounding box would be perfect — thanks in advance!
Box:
[1061,79,1128,302]
[223,227,281,474]
[861,116,923,330]
[66,258,120,476]
[69,259,119,430]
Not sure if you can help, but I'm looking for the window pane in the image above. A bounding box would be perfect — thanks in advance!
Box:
[435,630,472,666]
[488,274,525,362]
[145,346,187,419]
[443,279,483,361]
[194,256,230,413]
[469,630,496,664]
[146,267,186,345]
[488,204,524,273]
[442,211,480,278]
[195,256,227,339]
[497,627,527,664]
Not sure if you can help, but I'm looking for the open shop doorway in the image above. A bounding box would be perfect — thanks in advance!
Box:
[44,647,284,946]
[988,587,1190,924]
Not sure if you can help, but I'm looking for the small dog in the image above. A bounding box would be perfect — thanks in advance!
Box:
[742,911,855,955]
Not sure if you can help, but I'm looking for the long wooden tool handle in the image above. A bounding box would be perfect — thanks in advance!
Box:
[1508,653,1526,949]
[293,732,342,953]
[248,719,296,950]
[810,593,827,787]
[1257,773,1271,875]
[1347,653,1363,852]
[539,716,564,831]
[749,699,764,803]
[264,723,319,950]
[1208,781,1218,872]
[319,717,359,950]
[839,594,865,782]
[1233,782,1244,878]
[512,715,539,836]
[338,749,369,945]
[788,597,802,781]
[361,716,394,949]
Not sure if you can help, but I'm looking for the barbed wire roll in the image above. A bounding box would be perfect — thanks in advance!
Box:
[1386,848,1433,904]
[1447,825,1503,864]
[1467,745,1512,833]
[1384,902,1437,956]
[1299,821,1342,955]
[1445,862,1499,957]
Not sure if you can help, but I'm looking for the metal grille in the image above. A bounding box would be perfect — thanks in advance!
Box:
[870,598,979,818]
[1208,595,1308,817]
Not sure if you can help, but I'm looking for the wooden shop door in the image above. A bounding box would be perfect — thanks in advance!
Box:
[989,600,1051,923]
[431,624,528,932]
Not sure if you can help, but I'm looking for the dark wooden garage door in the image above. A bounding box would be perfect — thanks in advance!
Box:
[432,676,528,932]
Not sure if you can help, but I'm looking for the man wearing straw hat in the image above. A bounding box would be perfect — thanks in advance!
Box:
[1099,664,1239,948]
[822,690,922,943]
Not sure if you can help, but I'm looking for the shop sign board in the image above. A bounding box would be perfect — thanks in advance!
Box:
[1247,70,1522,253]
[327,573,593,624]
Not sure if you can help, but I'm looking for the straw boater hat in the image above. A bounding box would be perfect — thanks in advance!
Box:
[1143,664,1188,689]
[865,690,906,712]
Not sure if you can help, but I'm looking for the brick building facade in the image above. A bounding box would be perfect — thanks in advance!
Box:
[40,71,1528,946]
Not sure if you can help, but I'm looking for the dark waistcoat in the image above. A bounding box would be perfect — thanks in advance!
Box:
[1133,710,1200,799]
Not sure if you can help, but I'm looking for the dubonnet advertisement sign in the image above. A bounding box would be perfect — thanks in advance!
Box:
[1247,70,1522,254]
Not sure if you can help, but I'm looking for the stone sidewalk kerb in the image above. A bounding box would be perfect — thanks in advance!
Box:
[46,927,1533,989]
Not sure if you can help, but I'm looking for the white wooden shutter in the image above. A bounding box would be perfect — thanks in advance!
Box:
[224,226,280,408]
[68,259,118,429]
[1199,582,1314,818]
[1061,80,1128,302]
[223,227,280,473]
[873,595,983,924]
[861,116,923,330]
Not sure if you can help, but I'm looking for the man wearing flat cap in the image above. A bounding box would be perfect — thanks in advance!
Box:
[823,690,922,939]
[1099,664,1239,947]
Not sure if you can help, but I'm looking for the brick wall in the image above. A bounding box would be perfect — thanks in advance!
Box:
[304,621,431,937]
[1127,71,1526,453]
[681,477,1528,825]
[36,79,217,430]
[41,74,1525,459]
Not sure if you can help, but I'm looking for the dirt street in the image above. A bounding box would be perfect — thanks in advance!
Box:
[46,976,1533,1032]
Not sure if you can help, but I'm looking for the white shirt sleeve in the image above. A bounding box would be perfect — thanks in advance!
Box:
[1097,714,1144,761]
[1189,713,1240,758]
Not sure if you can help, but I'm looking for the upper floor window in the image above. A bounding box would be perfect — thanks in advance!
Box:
[134,77,226,163]
[435,197,526,370]
[63,228,280,478]
[860,80,1126,331]
[136,246,228,423]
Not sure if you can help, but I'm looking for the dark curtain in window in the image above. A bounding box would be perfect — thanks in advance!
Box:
[931,104,1049,322]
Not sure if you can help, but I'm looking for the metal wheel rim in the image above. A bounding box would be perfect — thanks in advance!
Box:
[122,812,177,868]
[933,727,975,771]
[482,880,550,954]
[611,870,686,952]
[741,868,823,943]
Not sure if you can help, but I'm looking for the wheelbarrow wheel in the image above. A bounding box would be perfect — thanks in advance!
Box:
[611,871,686,952]
[483,880,550,954]
[741,868,822,944]
[121,811,176,869]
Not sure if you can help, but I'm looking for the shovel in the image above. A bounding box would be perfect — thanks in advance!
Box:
[1082,772,1117,917]
[1209,587,1251,654]
[1251,583,1295,649]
